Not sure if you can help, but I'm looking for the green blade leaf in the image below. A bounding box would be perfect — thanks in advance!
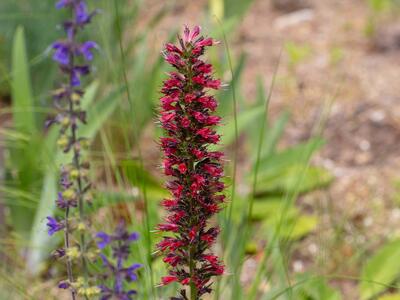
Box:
[11,26,36,134]
[217,104,264,149]
[360,239,400,300]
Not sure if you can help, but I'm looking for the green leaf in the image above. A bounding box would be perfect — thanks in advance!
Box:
[295,273,342,300]
[11,26,36,134]
[250,198,297,221]
[260,111,290,158]
[360,239,400,300]
[256,165,333,195]
[80,87,122,138]
[121,159,162,190]
[256,138,325,175]
[253,199,318,240]
[217,104,264,149]
[26,169,58,273]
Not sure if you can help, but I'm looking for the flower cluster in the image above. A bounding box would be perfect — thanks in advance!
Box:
[96,222,142,300]
[156,26,225,299]
[46,0,98,298]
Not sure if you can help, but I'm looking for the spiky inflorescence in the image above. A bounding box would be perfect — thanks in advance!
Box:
[156,26,225,300]
[46,0,98,298]
[96,222,142,300]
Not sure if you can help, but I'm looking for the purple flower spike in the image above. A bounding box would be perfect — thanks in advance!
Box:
[97,222,141,299]
[46,216,64,236]
[48,0,99,295]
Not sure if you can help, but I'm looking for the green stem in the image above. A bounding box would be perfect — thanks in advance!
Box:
[64,207,77,300]
[189,246,198,300]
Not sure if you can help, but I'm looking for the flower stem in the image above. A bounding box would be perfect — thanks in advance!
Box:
[189,246,197,300]
[64,207,76,300]
[68,14,89,298]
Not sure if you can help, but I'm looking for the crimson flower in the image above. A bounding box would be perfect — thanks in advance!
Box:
[156,26,225,300]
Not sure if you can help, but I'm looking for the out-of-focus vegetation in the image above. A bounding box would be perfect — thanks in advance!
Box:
[1,0,400,299]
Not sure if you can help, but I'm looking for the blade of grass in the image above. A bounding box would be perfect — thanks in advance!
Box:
[213,17,239,300]
[228,50,281,300]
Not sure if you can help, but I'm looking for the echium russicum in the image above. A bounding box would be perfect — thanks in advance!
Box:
[46,0,99,299]
[96,222,142,300]
[156,26,225,300]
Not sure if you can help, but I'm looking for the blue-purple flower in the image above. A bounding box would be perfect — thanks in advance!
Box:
[97,222,142,299]
[46,216,64,236]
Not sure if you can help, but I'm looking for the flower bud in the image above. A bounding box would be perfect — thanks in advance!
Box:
[66,247,81,259]
[69,169,79,179]
[57,135,69,148]
[71,92,81,104]
[62,189,76,200]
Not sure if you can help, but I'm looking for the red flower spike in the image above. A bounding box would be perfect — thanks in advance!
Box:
[156,26,225,298]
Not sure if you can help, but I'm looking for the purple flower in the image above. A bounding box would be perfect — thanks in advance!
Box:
[46,216,64,236]
[52,42,70,65]
[75,1,96,25]
[125,263,142,281]
[80,41,98,60]
[58,281,70,289]
[71,65,90,86]
[56,0,72,9]
[96,232,112,249]
[97,222,141,299]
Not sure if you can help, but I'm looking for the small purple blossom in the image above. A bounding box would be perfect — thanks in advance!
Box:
[70,65,90,86]
[96,232,112,249]
[52,42,70,65]
[46,216,64,236]
[80,41,98,60]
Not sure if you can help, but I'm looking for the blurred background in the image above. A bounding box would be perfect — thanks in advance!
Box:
[1,0,400,299]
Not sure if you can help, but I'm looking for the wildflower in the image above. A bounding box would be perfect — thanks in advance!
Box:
[157,26,226,299]
[46,0,98,298]
[46,216,64,236]
[97,222,142,299]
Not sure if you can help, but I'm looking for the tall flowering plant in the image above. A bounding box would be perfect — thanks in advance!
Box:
[156,26,225,300]
[46,0,99,298]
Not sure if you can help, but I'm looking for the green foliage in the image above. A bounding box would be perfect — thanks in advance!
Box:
[360,239,400,300]
[0,0,59,95]
[7,26,41,235]
[294,274,342,300]
[11,27,36,134]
